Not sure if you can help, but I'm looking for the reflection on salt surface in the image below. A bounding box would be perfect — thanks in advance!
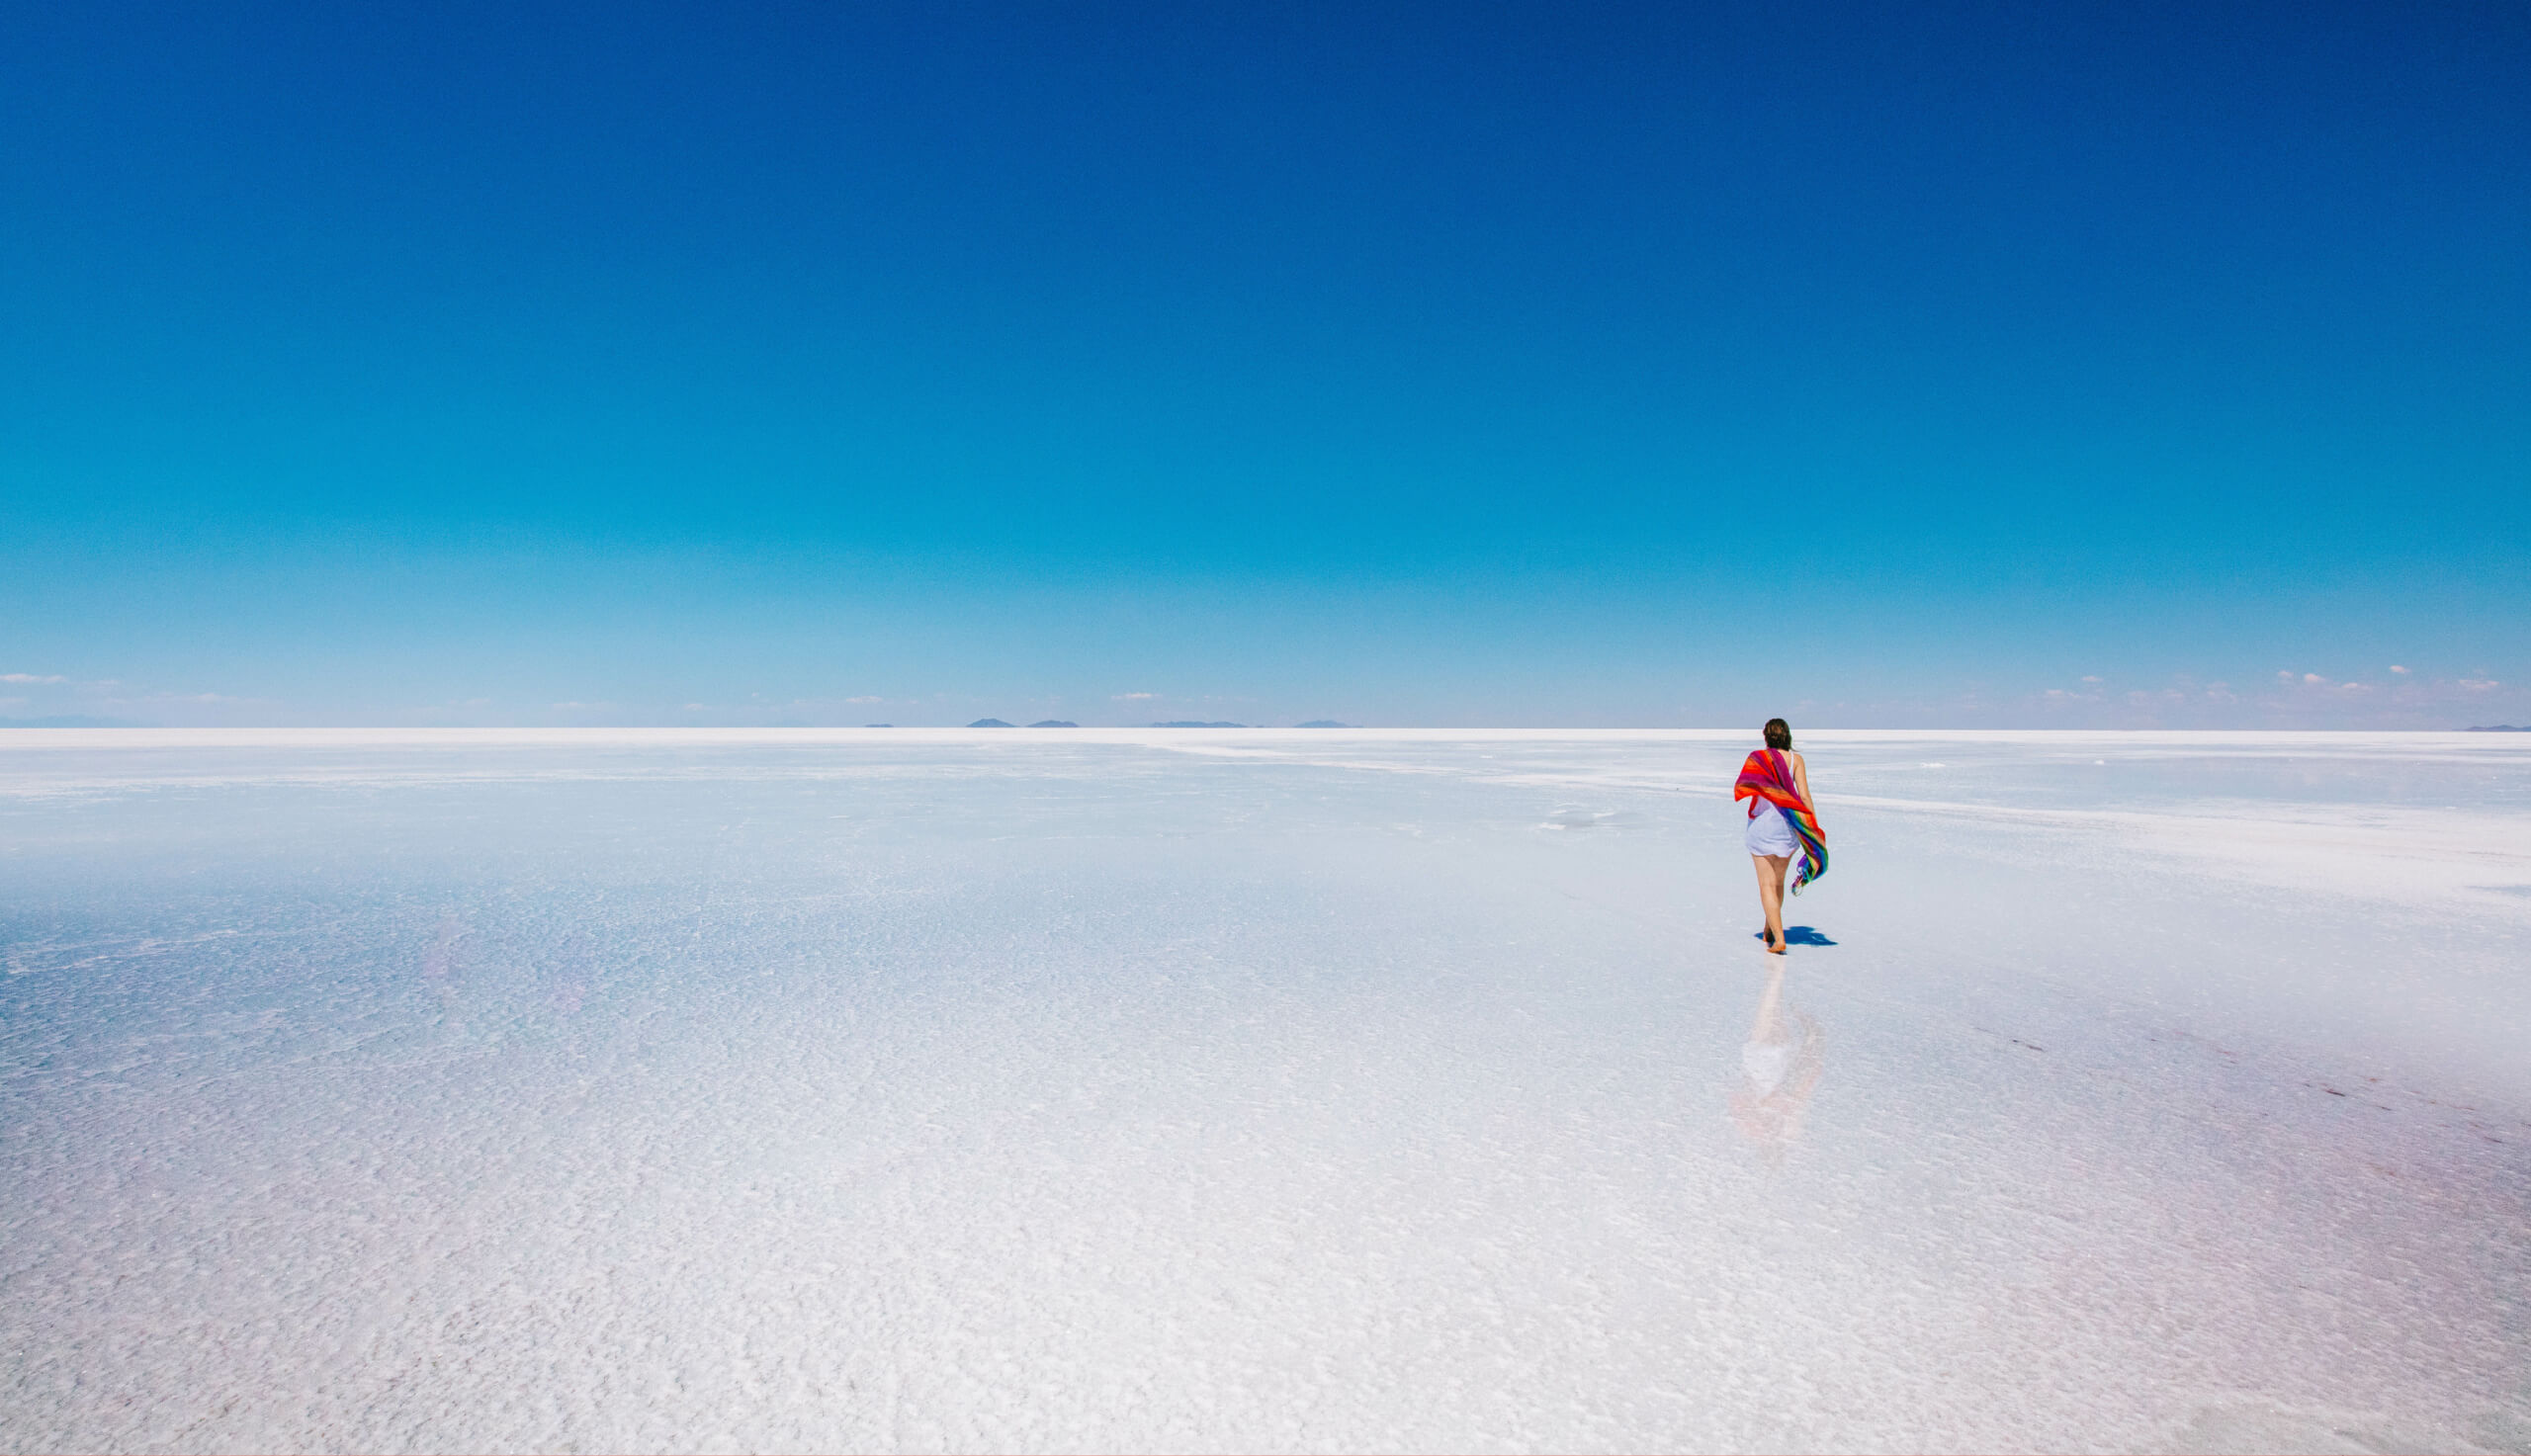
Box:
[0,730,2524,1451]
[420,913,461,984]
[1729,958,1825,1167]
[419,912,466,1025]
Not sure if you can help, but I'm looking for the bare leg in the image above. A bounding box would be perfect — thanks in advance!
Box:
[1752,853,1790,953]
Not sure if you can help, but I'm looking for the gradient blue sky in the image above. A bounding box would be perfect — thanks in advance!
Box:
[3,0,2524,727]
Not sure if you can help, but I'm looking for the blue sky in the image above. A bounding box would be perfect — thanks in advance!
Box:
[3,1,2524,727]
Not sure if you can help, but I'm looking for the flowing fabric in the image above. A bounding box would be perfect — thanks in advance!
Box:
[1734,748,1827,894]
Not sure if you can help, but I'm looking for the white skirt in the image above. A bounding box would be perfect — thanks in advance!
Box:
[1745,805,1798,856]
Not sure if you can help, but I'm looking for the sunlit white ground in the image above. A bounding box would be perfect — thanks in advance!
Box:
[4,728,2526,1453]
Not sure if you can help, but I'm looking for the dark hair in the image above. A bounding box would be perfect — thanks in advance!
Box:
[1763,719,1792,751]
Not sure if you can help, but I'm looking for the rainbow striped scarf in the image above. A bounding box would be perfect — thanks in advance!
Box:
[1734,748,1827,894]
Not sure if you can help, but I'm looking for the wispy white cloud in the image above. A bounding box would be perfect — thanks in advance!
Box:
[1113,691,1157,700]
[0,672,66,684]
[2272,671,2376,695]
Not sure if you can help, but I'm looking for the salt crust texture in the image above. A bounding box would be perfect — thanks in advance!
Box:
[2,729,2526,1453]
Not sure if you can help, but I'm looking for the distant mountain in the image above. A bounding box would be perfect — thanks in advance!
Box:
[1152,721,1244,728]
[1295,720,1349,728]
[2465,725,2527,731]
[863,724,893,728]
[1028,720,1078,728]
[967,718,1014,728]
[0,715,146,728]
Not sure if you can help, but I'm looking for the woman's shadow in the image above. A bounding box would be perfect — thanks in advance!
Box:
[1752,924,1838,947]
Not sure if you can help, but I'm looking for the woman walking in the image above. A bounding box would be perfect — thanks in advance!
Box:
[1735,719,1827,954]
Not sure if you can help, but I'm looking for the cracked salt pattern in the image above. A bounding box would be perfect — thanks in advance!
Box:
[2,729,2526,1452]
